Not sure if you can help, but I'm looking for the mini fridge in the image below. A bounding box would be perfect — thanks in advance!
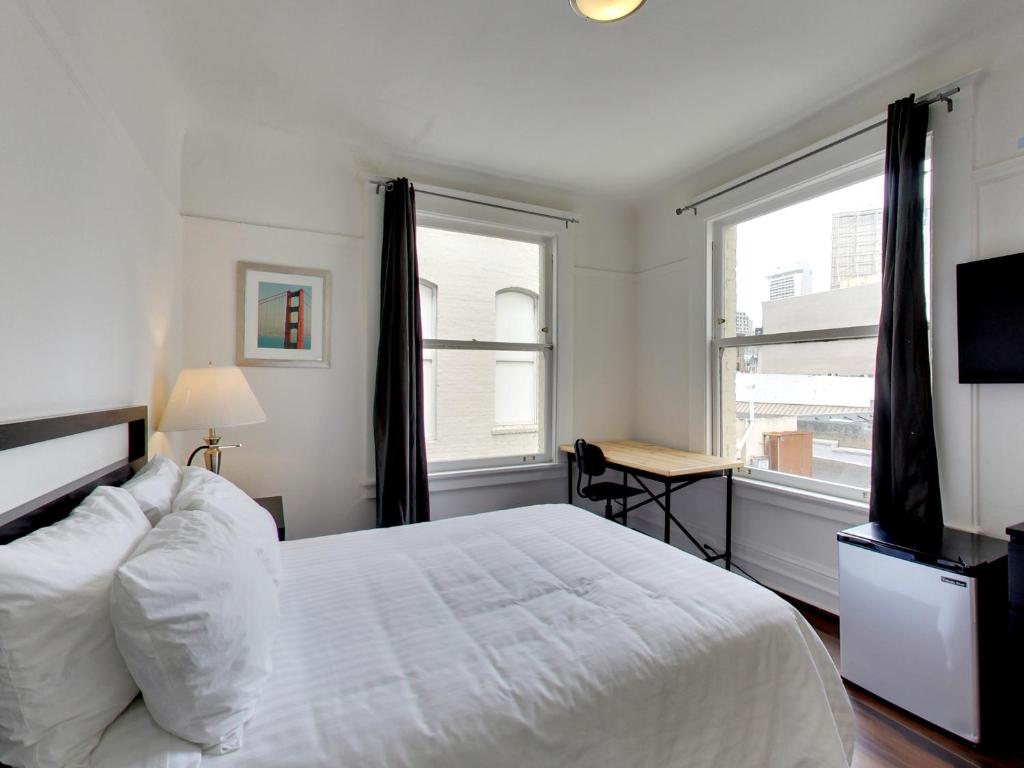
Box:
[837,523,1007,743]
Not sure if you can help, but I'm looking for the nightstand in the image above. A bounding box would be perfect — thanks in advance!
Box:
[254,496,286,541]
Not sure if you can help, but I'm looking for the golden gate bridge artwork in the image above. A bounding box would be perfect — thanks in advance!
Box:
[257,281,312,349]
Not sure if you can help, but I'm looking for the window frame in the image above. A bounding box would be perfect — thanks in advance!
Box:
[418,278,438,442]
[416,211,556,473]
[709,151,887,503]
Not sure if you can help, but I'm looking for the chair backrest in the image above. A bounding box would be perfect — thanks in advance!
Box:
[574,439,606,499]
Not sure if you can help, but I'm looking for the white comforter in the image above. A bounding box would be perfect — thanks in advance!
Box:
[94,504,854,768]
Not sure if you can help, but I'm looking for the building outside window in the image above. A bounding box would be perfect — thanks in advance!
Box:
[416,222,552,470]
[831,209,883,290]
[494,288,539,429]
[713,153,931,501]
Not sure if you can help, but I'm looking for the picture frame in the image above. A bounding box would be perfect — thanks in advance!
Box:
[236,261,331,368]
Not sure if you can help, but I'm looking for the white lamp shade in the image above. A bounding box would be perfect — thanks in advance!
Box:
[569,0,646,22]
[159,366,267,432]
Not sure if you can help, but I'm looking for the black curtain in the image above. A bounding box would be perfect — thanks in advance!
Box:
[373,178,431,527]
[869,95,942,533]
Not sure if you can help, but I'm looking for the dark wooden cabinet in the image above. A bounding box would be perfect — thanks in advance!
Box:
[254,495,285,541]
[1007,526,1024,607]
[1007,523,1024,751]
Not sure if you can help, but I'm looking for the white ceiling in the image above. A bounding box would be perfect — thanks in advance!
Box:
[54,0,1016,193]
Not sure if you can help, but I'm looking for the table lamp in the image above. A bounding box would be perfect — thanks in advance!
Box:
[159,365,267,474]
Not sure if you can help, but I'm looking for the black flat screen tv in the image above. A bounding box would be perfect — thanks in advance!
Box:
[957,252,1024,383]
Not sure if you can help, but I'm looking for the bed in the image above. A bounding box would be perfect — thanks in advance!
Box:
[0,408,854,768]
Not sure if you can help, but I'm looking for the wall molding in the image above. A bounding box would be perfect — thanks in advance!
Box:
[575,259,689,281]
[573,264,637,278]
[971,153,1024,185]
[636,258,688,279]
[182,212,364,241]
[732,477,868,525]
[966,145,1024,529]
[361,461,566,499]
[669,473,868,526]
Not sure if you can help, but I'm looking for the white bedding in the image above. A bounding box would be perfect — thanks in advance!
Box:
[94,504,854,768]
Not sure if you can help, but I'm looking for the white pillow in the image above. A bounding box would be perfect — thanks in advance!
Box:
[110,509,279,753]
[121,454,183,525]
[172,467,281,585]
[0,486,150,768]
[88,699,201,768]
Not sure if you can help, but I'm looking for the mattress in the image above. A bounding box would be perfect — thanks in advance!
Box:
[94,504,854,768]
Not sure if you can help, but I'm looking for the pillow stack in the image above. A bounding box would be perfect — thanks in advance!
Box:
[120,454,182,526]
[0,486,149,768]
[0,458,281,768]
[111,468,281,754]
[172,467,282,586]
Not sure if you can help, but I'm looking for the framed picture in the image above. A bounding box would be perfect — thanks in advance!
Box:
[236,261,331,368]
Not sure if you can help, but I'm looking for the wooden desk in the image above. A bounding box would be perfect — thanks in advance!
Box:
[560,440,743,570]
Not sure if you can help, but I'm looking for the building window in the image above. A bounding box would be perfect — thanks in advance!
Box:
[494,289,539,429]
[712,152,931,501]
[416,221,553,470]
[419,279,437,441]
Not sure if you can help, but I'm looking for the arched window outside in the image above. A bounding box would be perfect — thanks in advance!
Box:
[494,288,538,426]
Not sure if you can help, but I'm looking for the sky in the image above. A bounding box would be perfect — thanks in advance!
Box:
[733,175,884,329]
[733,161,932,329]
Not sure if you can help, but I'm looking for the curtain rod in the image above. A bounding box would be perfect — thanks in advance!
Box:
[370,178,580,227]
[674,87,960,217]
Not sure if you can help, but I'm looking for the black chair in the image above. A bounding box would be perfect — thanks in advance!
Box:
[574,439,644,525]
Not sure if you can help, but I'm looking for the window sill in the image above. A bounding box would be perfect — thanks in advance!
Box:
[362,461,564,498]
[491,424,539,436]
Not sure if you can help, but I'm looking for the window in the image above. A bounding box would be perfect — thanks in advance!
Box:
[419,280,437,441]
[416,221,553,470]
[494,289,539,428]
[712,152,931,501]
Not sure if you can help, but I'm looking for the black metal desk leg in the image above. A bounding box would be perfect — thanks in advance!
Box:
[664,480,671,544]
[621,471,629,526]
[725,469,733,571]
[566,456,573,503]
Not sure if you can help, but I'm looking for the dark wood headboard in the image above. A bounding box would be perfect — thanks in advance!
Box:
[0,406,147,544]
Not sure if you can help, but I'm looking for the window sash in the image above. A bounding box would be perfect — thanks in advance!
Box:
[422,347,553,471]
[712,332,877,503]
[714,324,878,350]
[415,218,556,473]
[417,214,552,348]
[423,339,552,352]
[708,154,891,503]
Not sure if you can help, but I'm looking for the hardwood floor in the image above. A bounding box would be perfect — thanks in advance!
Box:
[791,600,1024,768]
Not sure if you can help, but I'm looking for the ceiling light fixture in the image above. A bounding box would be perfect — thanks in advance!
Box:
[569,0,647,22]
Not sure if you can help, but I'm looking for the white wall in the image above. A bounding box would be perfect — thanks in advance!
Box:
[180,123,637,536]
[180,217,372,538]
[629,8,1024,611]
[0,2,182,449]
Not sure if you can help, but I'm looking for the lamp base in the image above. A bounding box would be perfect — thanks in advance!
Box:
[202,432,222,474]
[185,428,242,474]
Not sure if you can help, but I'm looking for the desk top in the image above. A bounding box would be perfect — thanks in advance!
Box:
[559,440,743,478]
